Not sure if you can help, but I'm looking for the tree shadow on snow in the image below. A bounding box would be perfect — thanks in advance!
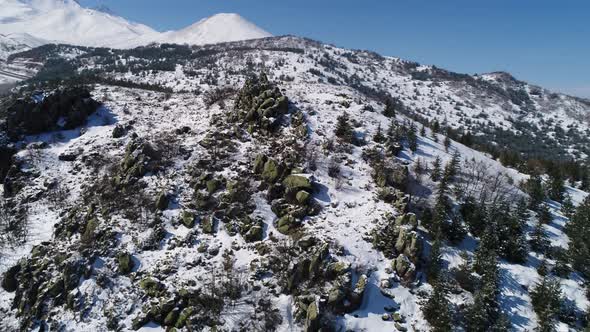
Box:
[23,105,118,145]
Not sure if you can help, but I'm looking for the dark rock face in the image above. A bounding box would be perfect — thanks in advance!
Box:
[5,87,101,139]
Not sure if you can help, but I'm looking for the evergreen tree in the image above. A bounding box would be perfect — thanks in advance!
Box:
[407,123,418,152]
[427,234,443,282]
[565,196,590,277]
[454,251,475,292]
[465,248,501,332]
[383,98,397,118]
[444,135,451,152]
[461,197,487,238]
[525,174,546,210]
[515,198,530,225]
[431,156,442,182]
[473,226,499,278]
[561,194,575,220]
[530,221,549,254]
[530,276,563,332]
[420,125,426,137]
[422,276,453,332]
[537,259,549,277]
[335,111,354,143]
[538,204,552,224]
[444,151,461,182]
[414,158,426,176]
[373,123,386,143]
[547,170,565,202]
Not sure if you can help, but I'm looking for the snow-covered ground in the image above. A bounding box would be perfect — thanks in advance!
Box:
[0,37,589,331]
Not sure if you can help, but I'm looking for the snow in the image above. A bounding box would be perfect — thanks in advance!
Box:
[0,36,589,331]
[0,1,272,59]
[161,13,271,46]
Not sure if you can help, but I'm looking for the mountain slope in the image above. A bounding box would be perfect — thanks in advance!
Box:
[0,37,589,331]
[0,0,158,48]
[0,0,272,57]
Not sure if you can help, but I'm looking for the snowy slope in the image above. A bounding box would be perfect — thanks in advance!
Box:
[0,0,158,49]
[0,0,272,57]
[0,37,589,332]
[160,13,272,46]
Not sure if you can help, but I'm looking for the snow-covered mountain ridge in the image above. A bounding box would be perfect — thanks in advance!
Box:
[0,35,589,332]
[0,0,272,57]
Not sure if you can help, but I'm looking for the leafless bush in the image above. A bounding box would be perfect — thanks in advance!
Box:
[0,199,29,250]
[455,158,518,205]
[203,86,236,107]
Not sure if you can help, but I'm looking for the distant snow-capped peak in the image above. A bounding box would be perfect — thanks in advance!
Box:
[162,13,272,45]
[0,2,273,55]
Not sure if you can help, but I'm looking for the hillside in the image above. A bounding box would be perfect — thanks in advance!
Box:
[0,36,589,332]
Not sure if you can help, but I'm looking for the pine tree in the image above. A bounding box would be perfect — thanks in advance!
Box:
[427,234,443,281]
[561,194,575,220]
[444,152,461,182]
[537,259,549,277]
[335,112,354,143]
[407,123,418,152]
[383,98,396,118]
[530,276,563,332]
[547,170,565,202]
[373,123,385,143]
[461,197,487,238]
[455,251,475,292]
[422,276,453,332]
[464,256,501,332]
[420,125,426,137]
[431,157,442,182]
[473,226,499,278]
[538,204,552,224]
[443,135,451,152]
[530,221,549,254]
[525,174,546,210]
[565,196,590,277]
[414,158,426,176]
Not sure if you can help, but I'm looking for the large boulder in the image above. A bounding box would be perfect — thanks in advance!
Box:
[262,159,283,183]
[283,175,313,192]
[117,252,134,275]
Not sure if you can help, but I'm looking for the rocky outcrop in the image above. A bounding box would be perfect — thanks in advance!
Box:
[230,73,289,135]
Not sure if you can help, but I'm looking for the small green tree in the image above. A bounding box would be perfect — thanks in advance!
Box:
[422,276,453,332]
[373,123,386,143]
[530,276,563,332]
[443,136,451,152]
[335,112,354,143]
[431,157,442,182]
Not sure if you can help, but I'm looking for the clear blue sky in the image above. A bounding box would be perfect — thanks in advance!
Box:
[80,0,590,98]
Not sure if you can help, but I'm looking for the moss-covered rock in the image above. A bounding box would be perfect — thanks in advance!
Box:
[262,159,282,183]
[202,216,215,234]
[283,175,312,191]
[177,211,193,228]
[244,225,264,242]
[175,307,194,328]
[117,252,134,275]
[277,214,298,234]
[305,299,319,332]
[296,191,311,205]
[139,278,164,297]
[155,192,169,211]
[253,154,268,174]
[206,179,221,194]
[1,263,21,292]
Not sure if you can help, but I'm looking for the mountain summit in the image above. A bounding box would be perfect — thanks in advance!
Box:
[161,13,272,46]
[0,1,272,54]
